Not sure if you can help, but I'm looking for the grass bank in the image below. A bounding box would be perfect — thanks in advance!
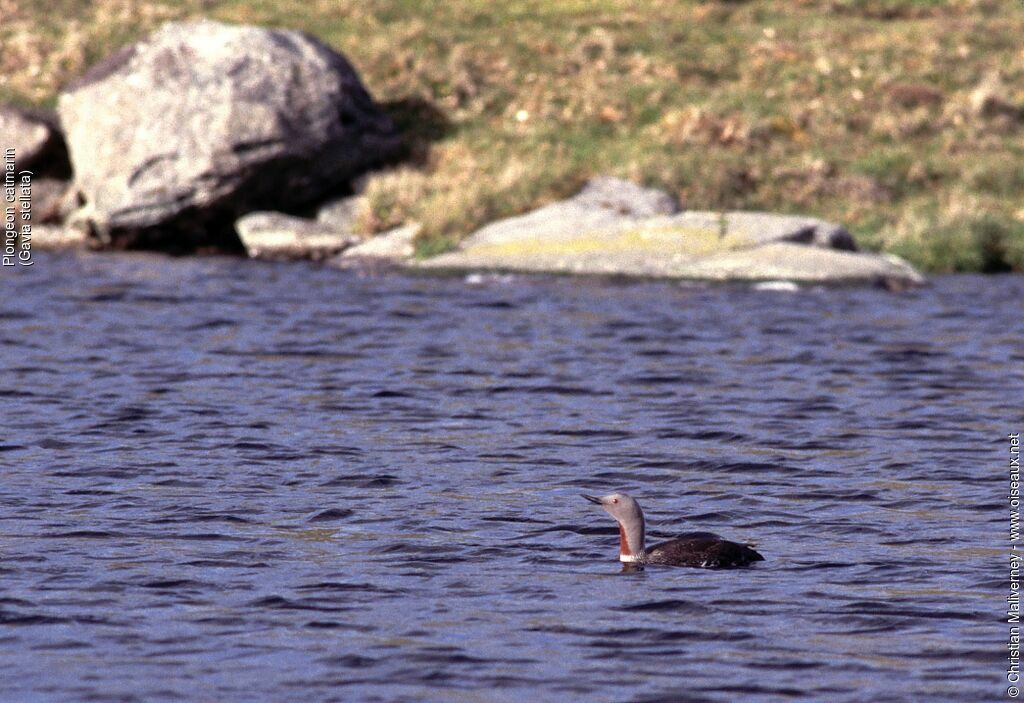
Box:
[4,0,1023,271]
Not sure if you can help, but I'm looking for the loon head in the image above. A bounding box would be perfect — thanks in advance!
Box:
[582,492,646,562]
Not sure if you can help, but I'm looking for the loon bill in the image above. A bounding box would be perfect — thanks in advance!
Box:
[581,492,764,568]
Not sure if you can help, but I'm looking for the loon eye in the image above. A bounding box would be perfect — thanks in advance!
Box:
[611,498,618,504]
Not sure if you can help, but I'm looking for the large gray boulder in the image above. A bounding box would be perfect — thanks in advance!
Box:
[58,21,402,251]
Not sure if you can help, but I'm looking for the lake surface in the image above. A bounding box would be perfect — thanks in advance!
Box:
[1,252,1018,702]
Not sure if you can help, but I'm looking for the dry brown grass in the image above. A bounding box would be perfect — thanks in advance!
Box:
[5,0,1024,269]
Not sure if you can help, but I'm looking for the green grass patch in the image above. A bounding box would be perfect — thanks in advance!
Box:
[889,211,1024,272]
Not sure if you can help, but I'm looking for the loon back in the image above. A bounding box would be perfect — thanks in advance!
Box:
[645,532,764,568]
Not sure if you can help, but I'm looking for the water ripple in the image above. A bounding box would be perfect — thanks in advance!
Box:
[0,254,1018,702]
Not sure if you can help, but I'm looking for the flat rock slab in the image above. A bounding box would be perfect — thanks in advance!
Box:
[30,224,88,250]
[678,242,923,285]
[236,212,361,260]
[421,221,920,285]
[419,177,922,286]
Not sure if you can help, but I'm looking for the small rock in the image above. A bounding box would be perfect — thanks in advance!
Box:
[339,222,420,261]
[316,194,364,231]
[30,224,88,250]
[236,211,362,260]
[463,272,516,285]
[572,176,679,217]
[752,281,801,292]
[457,176,678,250]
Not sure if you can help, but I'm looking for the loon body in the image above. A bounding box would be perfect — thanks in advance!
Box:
[582,492,763,568]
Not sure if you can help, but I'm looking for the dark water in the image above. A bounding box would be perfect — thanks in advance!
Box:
[1,252,1019,702]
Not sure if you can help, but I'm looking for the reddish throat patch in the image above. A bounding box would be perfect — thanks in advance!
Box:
[618,523,632,556]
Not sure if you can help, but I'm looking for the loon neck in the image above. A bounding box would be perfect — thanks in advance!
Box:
[618,517,646,562]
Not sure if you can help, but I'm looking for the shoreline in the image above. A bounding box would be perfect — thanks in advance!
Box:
[5,5,1023,274]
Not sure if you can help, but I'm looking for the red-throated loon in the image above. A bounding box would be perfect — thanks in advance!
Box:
[581,493,764,568]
